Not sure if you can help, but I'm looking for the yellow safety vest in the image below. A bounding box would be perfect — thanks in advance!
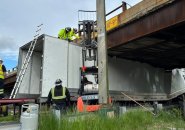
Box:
[68,30,80,41]
[58,29,68,40]
[0,89,3,95]
[0,64,4,79]
[51,87,66,100]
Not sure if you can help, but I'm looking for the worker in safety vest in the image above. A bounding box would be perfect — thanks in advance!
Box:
[47,79,70,118]
[68,28,80,41]
[58,27,71,40]
[0,58,6,99]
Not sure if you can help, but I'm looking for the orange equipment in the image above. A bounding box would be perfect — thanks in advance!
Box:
[77,96,112,112]
[77,96,101,112]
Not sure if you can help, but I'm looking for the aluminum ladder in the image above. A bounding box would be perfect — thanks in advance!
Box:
[9,24,43,99]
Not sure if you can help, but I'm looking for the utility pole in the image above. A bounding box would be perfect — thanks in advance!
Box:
[96,0,109,104]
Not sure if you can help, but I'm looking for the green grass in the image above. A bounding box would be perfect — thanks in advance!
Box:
[0,115,19,122]
[39,109,185,130]
[1,108,185,130]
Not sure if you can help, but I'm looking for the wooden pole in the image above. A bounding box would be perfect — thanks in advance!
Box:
[96,0,109,104]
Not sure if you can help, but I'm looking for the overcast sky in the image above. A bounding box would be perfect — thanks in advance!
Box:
[0,0,141,70]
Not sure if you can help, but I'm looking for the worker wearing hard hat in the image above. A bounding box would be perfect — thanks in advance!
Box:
[47,79,70,119]
[58,27,71,40]
[0,58,6,99]
[68,28,80,41]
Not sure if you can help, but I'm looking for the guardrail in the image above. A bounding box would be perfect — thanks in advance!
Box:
[77,1,128,23]
[6,67,17,75]
[77,1,128,37]
[106,0,174,31]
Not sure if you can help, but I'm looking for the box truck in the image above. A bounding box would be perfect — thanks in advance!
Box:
[16,34,185,106]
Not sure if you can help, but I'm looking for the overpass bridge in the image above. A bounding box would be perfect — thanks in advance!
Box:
[4,0,184,95]
[4,68,17,96]
[107,0,185,69]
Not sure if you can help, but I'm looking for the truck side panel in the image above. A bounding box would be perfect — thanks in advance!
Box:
[30,52,42,94]
[41,36,68,97]
[18,50,31,94]
[18,51,42,95]
[108,57,168,94]
[170,69,185,97]
[68,43,82,89]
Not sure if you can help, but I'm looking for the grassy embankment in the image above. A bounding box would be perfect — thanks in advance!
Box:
[39,108,185,130]
[0,115,18,122]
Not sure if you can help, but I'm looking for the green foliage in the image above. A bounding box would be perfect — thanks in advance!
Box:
[0,115,18,122]
[38,109,185,130]
[120,109,153,130]
[152,109,185,129]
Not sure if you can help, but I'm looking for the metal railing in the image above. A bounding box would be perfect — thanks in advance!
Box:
[106,1,128,17]
[6,67,17,75]
[78,10,97,23]
[78,1,130,22]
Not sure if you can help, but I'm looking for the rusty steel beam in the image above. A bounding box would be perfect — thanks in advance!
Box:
[4,73,16,86]
[0,98,35,104]
[107,0,185,48]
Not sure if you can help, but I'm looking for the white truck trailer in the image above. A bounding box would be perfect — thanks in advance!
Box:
[16,34,185,104]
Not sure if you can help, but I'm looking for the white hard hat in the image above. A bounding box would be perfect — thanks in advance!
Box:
[55,79,62,86]
[0,58,3,62]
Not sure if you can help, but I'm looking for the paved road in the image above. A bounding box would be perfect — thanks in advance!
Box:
[0,122,20,130]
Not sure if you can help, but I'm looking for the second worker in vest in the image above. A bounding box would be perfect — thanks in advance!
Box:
[58,27,71,40]
[47,79,70,119]
[68,28,80,41]
[0,58,6,99]
[58,27,79,42]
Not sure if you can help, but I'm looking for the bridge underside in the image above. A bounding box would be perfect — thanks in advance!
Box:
[108,0,185,69]
[4,72,16,96]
